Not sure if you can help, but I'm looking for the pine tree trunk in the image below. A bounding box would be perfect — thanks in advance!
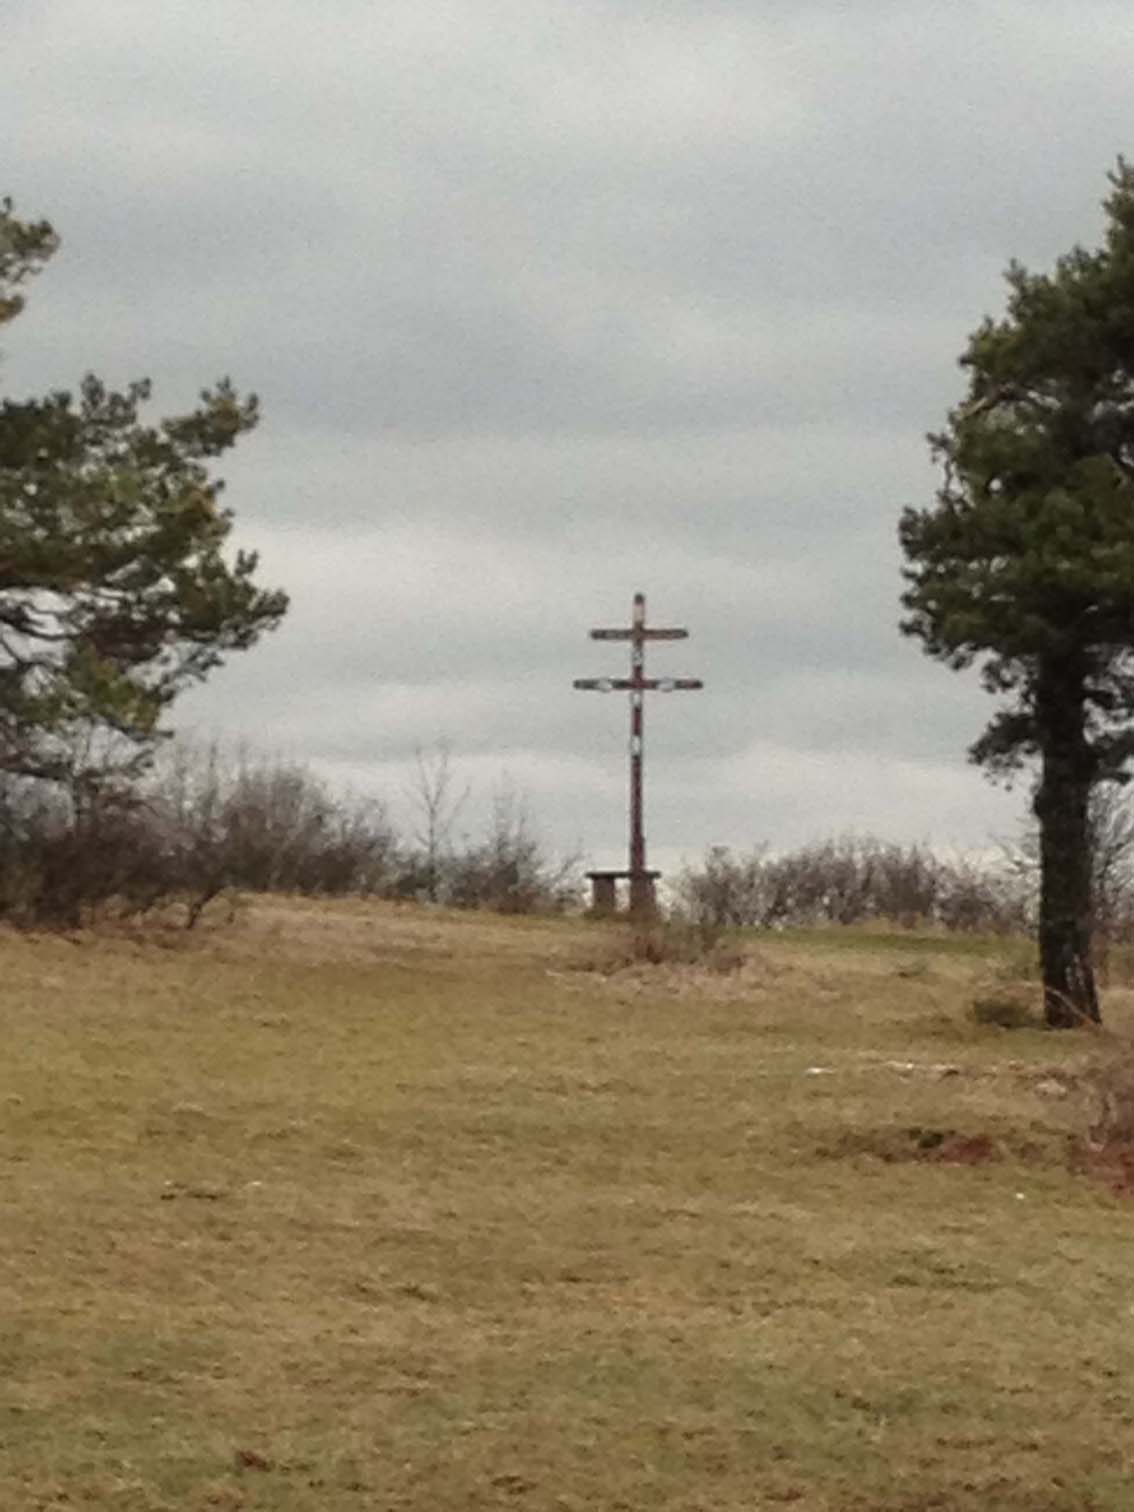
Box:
[1034,657,1100,1028]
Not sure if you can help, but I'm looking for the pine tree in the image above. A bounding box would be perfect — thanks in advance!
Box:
[0,198,58,327]
[0,200,287,793]
[900,162,1134,1027]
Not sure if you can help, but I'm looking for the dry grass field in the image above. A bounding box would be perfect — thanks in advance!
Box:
[3,897,1134,1511]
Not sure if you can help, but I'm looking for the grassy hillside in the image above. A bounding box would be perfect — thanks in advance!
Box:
[2,899,1132,1511]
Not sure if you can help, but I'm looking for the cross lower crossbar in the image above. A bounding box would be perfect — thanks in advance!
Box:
[573,678,704,692]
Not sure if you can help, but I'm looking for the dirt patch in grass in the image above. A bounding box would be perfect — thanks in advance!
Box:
[823,1112,1134,1200]
[1080,1141,1134,1196]
[817,1124,1019,1166]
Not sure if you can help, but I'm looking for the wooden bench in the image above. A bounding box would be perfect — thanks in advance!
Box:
[585,869,661,918]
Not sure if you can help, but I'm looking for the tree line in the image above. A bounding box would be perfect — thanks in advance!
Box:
[11,169,1134,1026]
[0,740,581,928]
[675,792,1134,947]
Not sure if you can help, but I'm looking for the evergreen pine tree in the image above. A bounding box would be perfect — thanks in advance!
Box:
[0,200,287,793]
[900,162,1134,1026]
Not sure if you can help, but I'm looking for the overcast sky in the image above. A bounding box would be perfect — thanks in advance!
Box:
[5,0,1134,872]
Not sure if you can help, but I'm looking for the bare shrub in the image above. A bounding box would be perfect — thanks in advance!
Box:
[935,855,1031,935]
[150,746,578,920]
[674,845,775,927]
[1002,785,1134,951]
[0,777,176,928]
[441,781,582,915]
[0,741,402,929]
[403,740,468,903]
[788,837,880,925]
[140,742,401,918]
[1091,788,1134,941]
[676,836,1033,934]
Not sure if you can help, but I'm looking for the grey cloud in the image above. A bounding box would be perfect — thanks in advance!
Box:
[4,0,1128,863]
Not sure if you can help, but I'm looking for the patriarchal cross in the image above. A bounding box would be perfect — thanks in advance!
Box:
[574,592,703,917]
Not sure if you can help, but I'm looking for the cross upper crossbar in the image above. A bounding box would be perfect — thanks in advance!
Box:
[590,627,688,641]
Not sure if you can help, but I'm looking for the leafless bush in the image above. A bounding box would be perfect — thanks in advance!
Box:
[1000,784,1134,959]
[1091,789,1134,940]
[675,845,778,927]
[864,842,943,927]
[675,836,1032,934]
[0,778,175,927]
[142,743,400,914]
[402,740,468,903]
[0,741,401,928]
[935,856,1030,934]
[0,739,581,928]
[438,781,582,915]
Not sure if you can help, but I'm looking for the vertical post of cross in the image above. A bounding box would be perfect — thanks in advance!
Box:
[573,593,703,919]
[629,592,647,913]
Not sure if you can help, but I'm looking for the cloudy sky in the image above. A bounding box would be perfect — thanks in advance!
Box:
[5,0,1134,872]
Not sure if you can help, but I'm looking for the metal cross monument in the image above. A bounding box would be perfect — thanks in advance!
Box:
[574,592,703,916]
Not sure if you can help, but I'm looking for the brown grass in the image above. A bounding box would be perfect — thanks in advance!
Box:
[3,898,1134,1510]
